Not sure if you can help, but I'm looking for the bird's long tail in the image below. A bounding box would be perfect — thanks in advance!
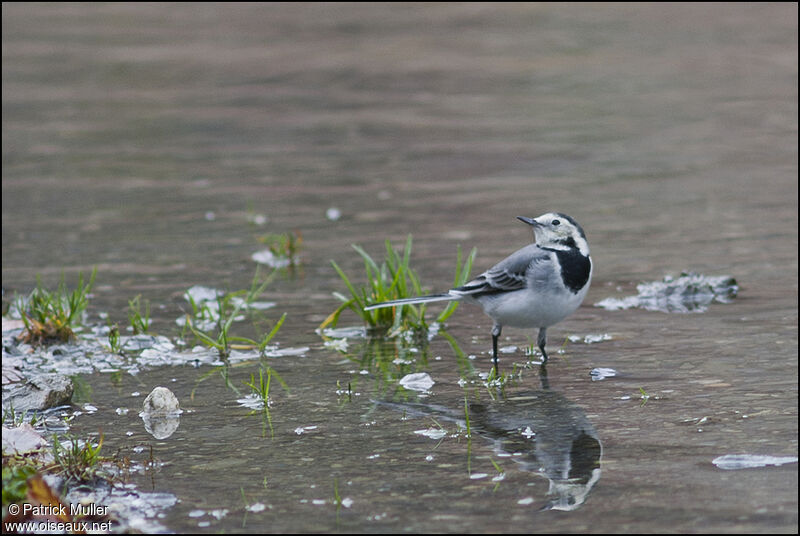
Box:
[363,292,458,311]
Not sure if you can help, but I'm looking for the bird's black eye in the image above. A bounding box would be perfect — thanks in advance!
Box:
[552,219,561,226]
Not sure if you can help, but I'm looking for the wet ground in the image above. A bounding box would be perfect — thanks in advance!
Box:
[2,3,797,533]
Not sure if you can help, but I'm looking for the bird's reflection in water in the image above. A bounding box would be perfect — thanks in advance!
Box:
[385,364,602,511]
[467,366,601,511]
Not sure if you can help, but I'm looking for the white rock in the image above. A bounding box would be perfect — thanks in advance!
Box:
[142,387,180,414]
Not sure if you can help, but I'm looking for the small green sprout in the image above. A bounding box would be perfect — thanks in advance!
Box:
[639,387,650,406]
[106,323,122,354]
[127,295,151,334]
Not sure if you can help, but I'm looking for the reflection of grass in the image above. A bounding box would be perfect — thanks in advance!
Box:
[332,478,342,517]
[244,365,289,438]
[463,396,472,438]
[335,337,431,399]
[70,375,93,404]
[324,323,482,400]
[335,380,353,404]
[192,362,241,399]
[439,330,476,378]
[192,361,289,439]
[321,235,476,335]
[16,268,96,345]
[489,458,505,492]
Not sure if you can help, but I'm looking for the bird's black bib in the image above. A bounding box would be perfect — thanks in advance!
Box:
[548,248,591,294]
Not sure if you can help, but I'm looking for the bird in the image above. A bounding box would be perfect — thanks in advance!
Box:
[364,212,592,374]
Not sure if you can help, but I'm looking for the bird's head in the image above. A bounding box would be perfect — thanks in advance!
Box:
[517,213,589,256]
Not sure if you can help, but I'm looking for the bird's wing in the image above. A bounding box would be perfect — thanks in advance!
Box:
[453,244,553,297]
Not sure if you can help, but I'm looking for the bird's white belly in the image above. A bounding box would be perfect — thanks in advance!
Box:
[476,285,589,329]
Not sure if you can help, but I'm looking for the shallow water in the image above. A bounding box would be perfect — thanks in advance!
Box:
[2,3,797,533]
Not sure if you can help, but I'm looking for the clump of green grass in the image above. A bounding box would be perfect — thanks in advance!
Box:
[256,231,303,269]
[3,429,123,517]
[106,323,122,354]
[184,292,244,357]
[127,294,151,334]
[50,433,108,483]
[15,268,97,345]
[2,404,42,428]
[244,365,289,406]
[184,268,286,358]
[187,300,286,359]
[321,235,476,335]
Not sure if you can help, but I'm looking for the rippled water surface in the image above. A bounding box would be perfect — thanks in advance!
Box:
[2,3,797,533]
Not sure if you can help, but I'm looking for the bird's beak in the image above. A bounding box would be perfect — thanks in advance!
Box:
[517,216,541,227]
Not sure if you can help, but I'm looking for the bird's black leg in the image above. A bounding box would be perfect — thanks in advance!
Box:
[491,324,502,375]
[537,327,548,363]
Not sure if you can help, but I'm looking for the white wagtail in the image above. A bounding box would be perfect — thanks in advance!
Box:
[364,213,592,373]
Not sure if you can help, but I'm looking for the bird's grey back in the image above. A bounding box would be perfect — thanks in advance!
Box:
[454,244,554,297]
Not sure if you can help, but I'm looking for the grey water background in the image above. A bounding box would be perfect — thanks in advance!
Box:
[2,3,797,533]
